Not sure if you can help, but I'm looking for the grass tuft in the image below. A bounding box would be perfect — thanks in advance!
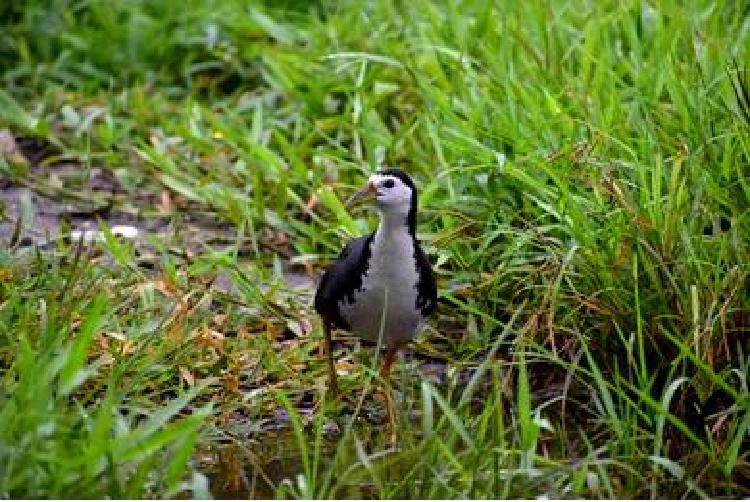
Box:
[1,0,748,498]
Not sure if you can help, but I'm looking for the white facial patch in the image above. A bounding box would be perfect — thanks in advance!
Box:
[367,174,412,210]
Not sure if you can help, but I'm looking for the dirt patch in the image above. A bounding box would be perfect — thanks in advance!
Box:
[1,130,318,297]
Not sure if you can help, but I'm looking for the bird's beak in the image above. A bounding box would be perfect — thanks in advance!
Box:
[345,180,377,208]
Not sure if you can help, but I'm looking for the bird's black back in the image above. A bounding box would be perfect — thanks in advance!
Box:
[314,235,374,330]
[413,241,438,316]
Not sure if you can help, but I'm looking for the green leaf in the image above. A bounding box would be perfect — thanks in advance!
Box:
[59,295,107,396]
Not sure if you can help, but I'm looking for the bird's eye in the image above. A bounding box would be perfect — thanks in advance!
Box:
[382,179,395,188]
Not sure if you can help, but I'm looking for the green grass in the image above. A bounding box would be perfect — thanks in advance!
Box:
[1,0,749,498]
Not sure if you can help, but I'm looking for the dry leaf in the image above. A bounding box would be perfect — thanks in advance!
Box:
[0,268,13,283]
[154,277,178,297]
[98,353,115,368]
[106,331,127,342]
[179,366,195,387]
[167,297,191,344]
[274,231,288,246]
[304,194,317,215]
[334,360,357,376]
[219,446,243,494]
[196,327,225,352]
[0,130,29,168]
[117,340,136,356]
[97,336,109,351]
[264,320,279,341]
[158,189,173,214]
[224,373,240,395]
[213,313,227,327]
[100,333,136,356]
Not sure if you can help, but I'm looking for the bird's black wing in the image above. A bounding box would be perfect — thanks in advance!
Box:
[413,241,438,316]
[314,234,374,329]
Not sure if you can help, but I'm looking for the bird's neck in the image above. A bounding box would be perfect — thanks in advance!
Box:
[373,209,414,250]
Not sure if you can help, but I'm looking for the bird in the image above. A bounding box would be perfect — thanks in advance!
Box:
[314,169,437,427]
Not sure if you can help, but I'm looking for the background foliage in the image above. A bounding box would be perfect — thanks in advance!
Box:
[0,0,748,498]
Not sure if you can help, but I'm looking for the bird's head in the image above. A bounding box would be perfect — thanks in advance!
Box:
[347,169,418,234]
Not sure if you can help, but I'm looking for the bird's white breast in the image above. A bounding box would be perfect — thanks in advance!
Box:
[338,228,423,348]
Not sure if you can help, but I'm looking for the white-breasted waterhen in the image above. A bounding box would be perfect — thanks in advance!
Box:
[314,169,437,428]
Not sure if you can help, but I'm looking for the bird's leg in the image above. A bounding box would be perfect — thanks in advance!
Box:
[380,346,400,443]
[380,346,399,382]
[323,321,339,397]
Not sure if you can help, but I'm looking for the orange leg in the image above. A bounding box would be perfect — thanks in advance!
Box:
[323,322,339,397]
[380,346,400,443]
[380,346,400,382]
